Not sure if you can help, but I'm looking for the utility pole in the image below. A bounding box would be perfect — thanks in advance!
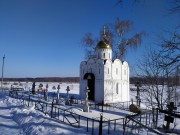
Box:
[1,55,5,90]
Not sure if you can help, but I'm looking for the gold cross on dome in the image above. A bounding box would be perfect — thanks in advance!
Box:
[103,26,107,38]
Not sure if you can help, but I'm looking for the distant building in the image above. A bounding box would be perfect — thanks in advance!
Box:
[80,36,129,103]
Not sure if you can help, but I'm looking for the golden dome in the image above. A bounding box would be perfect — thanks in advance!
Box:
[97,38,111,49]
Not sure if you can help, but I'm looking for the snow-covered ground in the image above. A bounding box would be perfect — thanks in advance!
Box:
[0,93,91,135]
[0,82,179,135]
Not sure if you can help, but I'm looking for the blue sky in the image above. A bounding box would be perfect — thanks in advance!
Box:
[0,0,179,78]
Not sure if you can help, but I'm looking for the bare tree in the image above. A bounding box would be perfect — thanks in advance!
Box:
[138,44,179,109]
[160,31,180,67]
[81,18,146,60]
[116,0,180,15]
[159,31,180,105]
[169,0,180,14]
[138,49,165,109]
[116,0,180,107]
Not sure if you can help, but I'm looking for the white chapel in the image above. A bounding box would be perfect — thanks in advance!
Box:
[80,34,129,103]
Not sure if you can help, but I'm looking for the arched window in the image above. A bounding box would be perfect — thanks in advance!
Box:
[116,68,118,75]
[109,53,110,59]
[108,68,109,74]
[116,83,119,94]
[104,53,105,58]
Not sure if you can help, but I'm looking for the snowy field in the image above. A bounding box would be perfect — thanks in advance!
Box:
[0,82,180,135]
[1,82,138,101]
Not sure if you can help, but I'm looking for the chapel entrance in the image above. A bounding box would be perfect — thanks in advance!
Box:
[83,73,95,101]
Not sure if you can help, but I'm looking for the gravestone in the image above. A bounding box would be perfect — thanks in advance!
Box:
[56,84,60,103]
[163,102,177,130]
[65,86,71,105]
[32,82,36,94]
[83,86,90,112]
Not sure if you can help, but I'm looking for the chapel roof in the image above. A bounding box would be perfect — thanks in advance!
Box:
[96,38,111,49]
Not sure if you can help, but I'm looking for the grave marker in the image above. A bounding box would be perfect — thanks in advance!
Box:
[83,86,90,112]
[163,102,177,130]
[135,82,141,106]
[65,86,71,105]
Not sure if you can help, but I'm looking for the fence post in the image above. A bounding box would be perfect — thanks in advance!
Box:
[99,113,103,135]
[114,120,116,131]
[51,101,54,118]
[102,101,104,112]
[92,119,94,135]
[63,110,65,122]
[108,120,110,134]
[78,115,80,128]
[58,108,60,119]
[28,95,30,107]
[145,111,148,125]
[123,118,126,135]
[152,108,155,126]
[155,108,158,129]
[46,103,48,115]
[87,118,89,132]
